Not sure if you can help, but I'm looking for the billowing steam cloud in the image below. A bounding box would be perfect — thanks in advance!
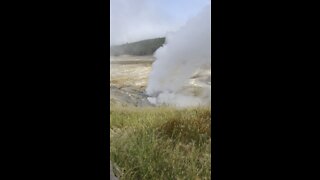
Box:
[110,0,210,46]
[146,5,211,107]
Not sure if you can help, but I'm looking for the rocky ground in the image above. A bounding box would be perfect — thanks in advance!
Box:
[110,55,154,107]
[110,55,211,107]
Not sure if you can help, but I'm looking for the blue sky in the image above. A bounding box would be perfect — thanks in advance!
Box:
[110,0,210,45]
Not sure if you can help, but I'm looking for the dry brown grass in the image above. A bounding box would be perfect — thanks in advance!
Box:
[110,106,211,180]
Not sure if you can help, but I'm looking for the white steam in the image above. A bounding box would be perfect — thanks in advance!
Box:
[146,5,211,107]
[110,0,210,46]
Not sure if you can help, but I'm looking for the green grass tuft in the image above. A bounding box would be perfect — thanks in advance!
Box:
[110,106,211,180]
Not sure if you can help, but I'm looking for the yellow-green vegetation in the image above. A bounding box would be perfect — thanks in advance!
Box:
[110,105,211,180]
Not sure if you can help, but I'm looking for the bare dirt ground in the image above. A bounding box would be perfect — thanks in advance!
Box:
[110,55,154,107]
[110,55,211,107]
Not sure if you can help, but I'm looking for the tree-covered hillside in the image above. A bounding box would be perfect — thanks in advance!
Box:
[110,37,165,56]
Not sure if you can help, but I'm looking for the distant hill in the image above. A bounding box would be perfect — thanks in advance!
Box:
[110,37,165,56]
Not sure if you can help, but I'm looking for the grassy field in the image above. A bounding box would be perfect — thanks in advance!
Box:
[110,105,211,180]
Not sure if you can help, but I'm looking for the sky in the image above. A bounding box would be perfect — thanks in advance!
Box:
[110,0,210,46]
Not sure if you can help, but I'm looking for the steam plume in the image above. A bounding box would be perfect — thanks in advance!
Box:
[146,5,211,107]
[110,0,210,46]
